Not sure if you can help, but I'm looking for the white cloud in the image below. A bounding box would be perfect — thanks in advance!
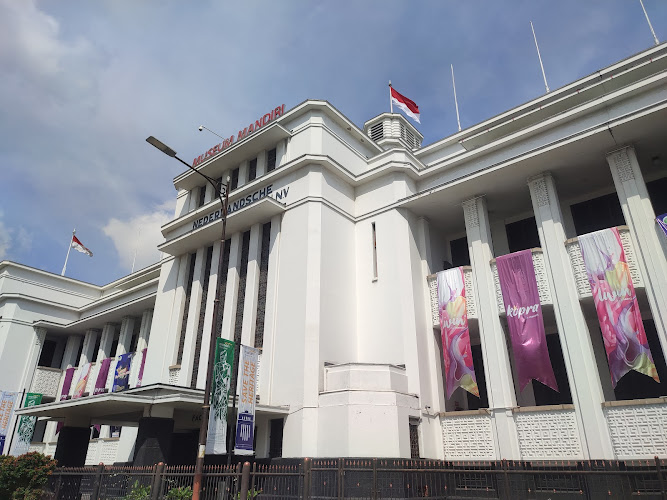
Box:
[102,201,175,272]
[0,211,32,260]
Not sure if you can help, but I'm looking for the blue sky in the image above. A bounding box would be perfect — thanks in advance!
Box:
[1,0,665,285]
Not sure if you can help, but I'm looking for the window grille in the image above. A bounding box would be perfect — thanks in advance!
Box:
[409,421,420,459]
[231,168,239,191]
[370,122,384,141]
[248,158,257,181]
[267,148,277,172]
[254,222,272,348]
[198,185,206,207]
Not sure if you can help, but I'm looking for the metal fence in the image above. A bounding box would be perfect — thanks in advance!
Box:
[41,457,667,500]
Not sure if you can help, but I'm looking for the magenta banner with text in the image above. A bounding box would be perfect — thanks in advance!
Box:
[496,250,558,392]
[579,227,660,387]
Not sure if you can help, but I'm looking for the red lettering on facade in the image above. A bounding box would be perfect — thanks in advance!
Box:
[262,113,271,126]
[237,128,248,141]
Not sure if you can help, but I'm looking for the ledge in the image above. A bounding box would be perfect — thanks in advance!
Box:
[490,247,542,265]
[35,366,63,373]
[565,225,629,245]
[513,404,575,413]
[426,265,472,280]
[602,397,667,408]
[440,408,490,417]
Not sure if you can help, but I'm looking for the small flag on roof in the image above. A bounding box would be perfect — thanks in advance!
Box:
[71,234,93,257]
[390,84,420,124]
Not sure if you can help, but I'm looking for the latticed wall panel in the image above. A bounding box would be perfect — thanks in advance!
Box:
[515,409,583,460]
[441,415,496,460]
[605,403,667,459]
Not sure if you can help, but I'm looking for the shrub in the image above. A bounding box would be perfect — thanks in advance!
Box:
[165,486,193,500]
[124,481,151,500]
[0,452,57,500]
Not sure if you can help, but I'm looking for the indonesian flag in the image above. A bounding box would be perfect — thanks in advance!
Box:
[71,235,93,257]
[391,87,420,123]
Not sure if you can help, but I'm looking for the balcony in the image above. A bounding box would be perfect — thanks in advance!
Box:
[565,226,643,300]
[426,266,477,328]
[491,248,552,315]
[30,367,62,400]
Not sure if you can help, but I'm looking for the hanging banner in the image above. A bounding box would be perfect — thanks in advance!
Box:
[59,367,76,401]
[94,358,112,395]
[496,250,558,392]
[0,391,19,454]
[436,268,479,399]
[112,353,132,393]
[579,227,660,387]
[206,338,235,455]
[234,345,260,455]
[73,363,91,399]
[11,393,42,456]
[657,213,667,237]
[136,348,148,388]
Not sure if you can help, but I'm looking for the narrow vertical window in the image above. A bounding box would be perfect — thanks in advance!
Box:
[198,185,206,207]
[248,158,257,181]
[215,241,231,338]
[371,222,378,281]
[231,168,240,191]
[409,420,420,459]
[267,148,277,172]
[255,222,272,348]
[177,253,197,365]
[234,231,251,344]
[192,245,213,388]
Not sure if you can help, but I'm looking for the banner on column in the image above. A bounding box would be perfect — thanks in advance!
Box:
[112,353,132,393]
[73,363,91,398]
[11,393,42,456]
[136,348,148,388]
[234,345,259,455]
[657,213,667,237]
[60,367,76,401]
[496,250,558,392]
[579,227,660,387]
[94,358,112,395]
[436,268,479,399]
[206,338,235,455]
[0,391,19,454]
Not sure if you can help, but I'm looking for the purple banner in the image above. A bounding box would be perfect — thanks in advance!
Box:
[112,353,132,393]
[436,268,479,399]
[59,367,75,401]
[496,250,558,392]
[657,213,667,237]
[94,358,111,395]
[579,227,660,387]
[136,348,147,387]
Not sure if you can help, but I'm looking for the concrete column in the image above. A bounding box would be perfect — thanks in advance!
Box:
[61,335,82,369]
[204,183,215,204]
[221,233,242,341]
[117,317,135,356]
[260,214,282,404]
[96,323,116,361]
[80,329,99,366]
[256,150,267,177]
[462,196,520,459]
[276,139,287,166]
[238,160,249,188]
[242,223,262,347]
[180,248,206,386]
[137,309,153,353]
[528,173,614,459]
[608,146,667,355]
[174,189,190,218]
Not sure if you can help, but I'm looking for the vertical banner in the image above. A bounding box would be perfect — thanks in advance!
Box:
[496,250,558,392]
[657,213,667,237]
[436,268,479,399]
[206,338,235,455]
[94,358,112,395]
[234,345,259,455]
[11,393,42,456]
[73,363,91,399]
[579,227,660,387]
[59,367,76,401]
[0,392,19,454]
[112,353,133,393]
[136,348,148,388]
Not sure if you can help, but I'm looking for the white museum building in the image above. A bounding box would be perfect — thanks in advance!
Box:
[1,43,667,467]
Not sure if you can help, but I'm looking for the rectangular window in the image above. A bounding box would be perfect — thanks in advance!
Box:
[38,339,57,367]
[231,168,239,191]
[449,236,470,267]
[234,231,251,344]
[192,246,214,388]
[371,222,378,281]
[506,217,540,253]
[177,253,197,365]
[267,148,277,172]
[91,334,101,363]
[248,158,257,181]
[409,420,420,459]
[255,222,272,348]
[215,240,231,338]
[570,193,625,236]
[269,418,284,458]
[197,185,206,208]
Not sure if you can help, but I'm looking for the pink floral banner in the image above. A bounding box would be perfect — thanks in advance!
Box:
[496,250,558,392]
[579,227,660,387]
[436,268,479,399]
[72,363,91,399]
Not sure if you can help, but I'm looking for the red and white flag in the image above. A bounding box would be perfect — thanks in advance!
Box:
[391,87,420,123]
[71,235,93,257]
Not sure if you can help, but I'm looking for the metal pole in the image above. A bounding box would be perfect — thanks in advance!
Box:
[451,64,462,132]
[61,229,75,276]
[531,21,550,93]
[389,81,393,113]
[639,0,660,46]
[192,177,230,500]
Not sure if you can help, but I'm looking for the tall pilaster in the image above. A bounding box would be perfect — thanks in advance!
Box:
[117,317,135,356]
[80,329,99,366]
[96,323,116,361]
[462,196,520,459]
[196,241,222,389]
[137,309,153,353]
[61,335,82,369]
[242,223,262,347]
[607,146,667,354]
[221,233,242,341]
[179,247,206,386]
[528,173,614,459]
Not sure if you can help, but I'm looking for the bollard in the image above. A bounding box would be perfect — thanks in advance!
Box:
[239,462,251,500]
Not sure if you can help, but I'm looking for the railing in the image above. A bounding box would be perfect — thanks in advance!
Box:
[43,457,667,500]
[565,225,643,300]
[30,366,62,399]
[491,248,552,315]
[427,266,477,328]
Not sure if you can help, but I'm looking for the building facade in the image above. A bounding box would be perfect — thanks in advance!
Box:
[2,43,667,466]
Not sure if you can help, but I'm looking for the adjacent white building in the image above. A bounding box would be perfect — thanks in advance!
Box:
[2,43,667,466]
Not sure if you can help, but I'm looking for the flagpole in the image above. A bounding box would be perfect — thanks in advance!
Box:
[61,229,75,277]
[530,21,550,93]
[639,0,660,46]
[451,64,462,132]
[389,81,393,113]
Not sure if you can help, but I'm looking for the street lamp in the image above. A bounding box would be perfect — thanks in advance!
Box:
[146,136,232,500]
